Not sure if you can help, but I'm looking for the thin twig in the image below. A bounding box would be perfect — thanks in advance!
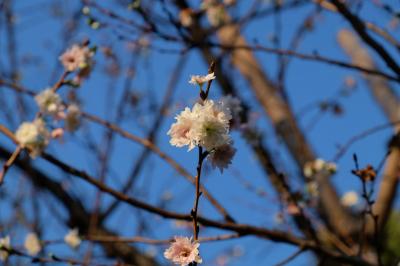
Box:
[274,247,305,266]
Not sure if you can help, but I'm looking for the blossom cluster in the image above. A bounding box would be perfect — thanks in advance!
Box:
[303,158,337,178]
[15,90,82,158]
[168,98,236,172]
[14,43,89,158]
[0,229,81,262]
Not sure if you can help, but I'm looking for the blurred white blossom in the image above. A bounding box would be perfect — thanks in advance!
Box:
[179,8,194,27]
[207,143,236,173]
[15,119,50,158]
[192,99,231,150]
[35,89,63,116]
[24,233,41,256]
[303,158,337,178]
[341,191,359,207]
[64,228,81,249]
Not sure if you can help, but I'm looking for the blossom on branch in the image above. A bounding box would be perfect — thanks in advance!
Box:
[15,119,50,158]
[164,236,202,266]
[168,99,232,152]
[192,99,231,151]
[64,228,81,249]
[207,143,236,173]
[59,44,93,72]
[303,158,337,178]
[34,89,63,116]
[189,72,215,87]
[24,233,41,256]
[168,107,197,150]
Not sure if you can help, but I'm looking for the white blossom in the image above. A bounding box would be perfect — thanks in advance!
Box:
[0,236,10,261]
[168,100,232,151]
[35,89,63,115]
[313,158,326,172]
[15,119,50,158]
[341,191,359,207]
[59,44,93,72]
[168,107,197,150]
[164,236,202,266]
[64,228,81,249]
[190,99,231,151]
[24,233,41,256]
[189,73,215,87]
[207,143,236,173]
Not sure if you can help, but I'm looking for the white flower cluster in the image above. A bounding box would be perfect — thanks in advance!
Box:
[303,158,337,178]
[169,74,247,173]
[168,99,231,151]
[15,87,82,158]
[168,99,236,172]
[15,119,50,158]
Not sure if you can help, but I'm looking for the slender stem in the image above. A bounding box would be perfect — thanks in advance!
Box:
[191,146,206,241]
[203,61,215,100]
[51,71,69,93]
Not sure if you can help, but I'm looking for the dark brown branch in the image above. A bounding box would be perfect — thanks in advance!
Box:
[0,146,159,266]
[36,151,373,266]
